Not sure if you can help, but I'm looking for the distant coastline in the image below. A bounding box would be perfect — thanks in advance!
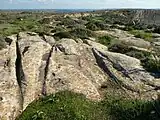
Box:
[1,8,160,13]
[0,9,96,13]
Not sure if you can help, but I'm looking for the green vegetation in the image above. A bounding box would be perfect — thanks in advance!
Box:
[59,17,77,26]
[0,12,55,37]
[17,91,160,120]
[86,21,109,31]
[54,28,96,40]
[84,15,110,31]
[86,22,99,31]
[142,55,160,74]
[129,30,153,41]
[0,18,40,36]
[0,36,6,50]
[0,25,21,37]
[50,26,65,33]
[70,28,95,39]
[53,31,72,39]
[108,42,160,75]
[108,43,151,60]
[153,26,160,34]
[102,95,159,120]
[17,91,105,120]
[123,25,135,31]
[98,35,114,46]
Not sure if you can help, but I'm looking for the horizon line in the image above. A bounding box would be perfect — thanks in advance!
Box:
[1,8,160,10]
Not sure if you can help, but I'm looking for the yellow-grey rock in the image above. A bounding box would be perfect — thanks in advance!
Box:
[0,35,21,120]
[0,33,159,120]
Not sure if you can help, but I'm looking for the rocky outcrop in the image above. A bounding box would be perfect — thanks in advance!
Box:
[95,29,151,49]
[0,32,160,120]
[0,35,21,120]
[45,38,107,100]
[17,32,52,110]
[132,10,160,25]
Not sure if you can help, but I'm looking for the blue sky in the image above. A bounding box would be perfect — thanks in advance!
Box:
[0,0,160,9]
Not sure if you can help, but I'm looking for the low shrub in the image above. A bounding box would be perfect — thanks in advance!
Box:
[39,17,52,24]
[0,27,21,37]
[0,18,43,37]
[70,28,96,39]
[153,26,160,34]
[53,31,72,39]
[17,91,160,120]
[108,43,131,53]
[108,43,151,60]
[0,36,6,50]
[17,91,105,120]
[101,95,157,120]
[123,26,135,31]
[59,17,77,26]
[95,22,108,30]
[98,35,113,46]
[129,30,153,41]
[142,55,160,74]
[86,22,99,31]
[108,43,160,75]
[50,27,65,33]
[53,28,96,40]
[67,24,86,30]
[32,25,52,35]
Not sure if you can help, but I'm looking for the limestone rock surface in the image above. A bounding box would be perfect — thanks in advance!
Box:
[0,32,159,120]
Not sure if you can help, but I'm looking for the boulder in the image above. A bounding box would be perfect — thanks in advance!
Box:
[17,32,52,109]
[0,35,21,120]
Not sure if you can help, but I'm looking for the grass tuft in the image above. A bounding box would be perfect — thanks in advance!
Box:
[17,91,160,120]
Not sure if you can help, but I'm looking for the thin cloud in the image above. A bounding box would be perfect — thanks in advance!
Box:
[9,0,13,3]
[3,0,160,9]
[36,0,54,2]
[9,0,54,3]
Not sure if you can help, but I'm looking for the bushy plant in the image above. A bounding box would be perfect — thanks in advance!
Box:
[39,17,52,24]
[142,55,160,74]
[98,35,113,46]
[50,26,65,33]
[70,28,96,39]
[95,21,108,30]
[108,43,131,53]
[123,26,135,31]
[17,91,160,120]
[86,22,99,31]
[0,36,6,50]
[102,96,157,120]
[0,27,21,37]
[17,91,105,120]
[108,43,160,75]
[53,31,72,39]
[153,26,160,34]
[0,18,43,37]
[59,17,77,26]
[108,43,151,60]
[129,30,153,41]
[53,28,96,40]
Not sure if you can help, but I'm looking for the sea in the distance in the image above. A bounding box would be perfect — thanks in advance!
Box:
[1,8,159,13]
[0,9,97,13]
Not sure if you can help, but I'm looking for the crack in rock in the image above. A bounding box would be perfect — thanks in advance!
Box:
[22,46,30,56]
[97,50,134,81]
[42,45,54,96]
[15,34,26,110]
[92,48,119,83]
[92,48,140,93]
